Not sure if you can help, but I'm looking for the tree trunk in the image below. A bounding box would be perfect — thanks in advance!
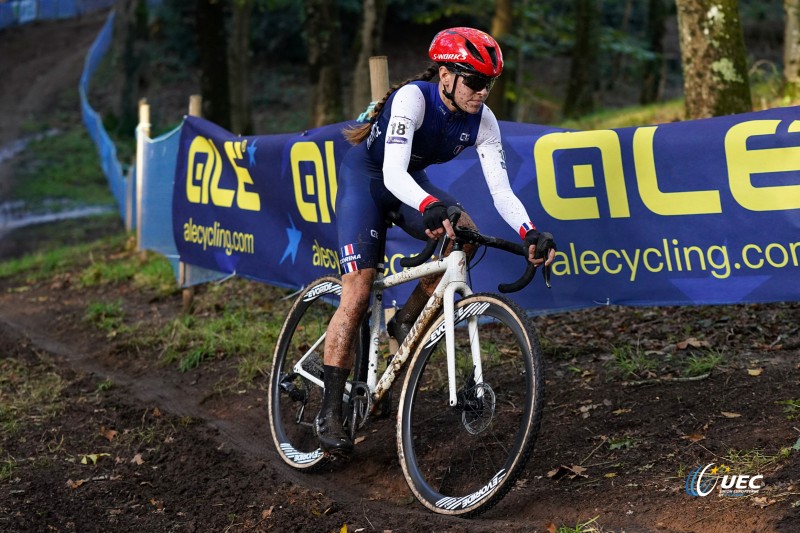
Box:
[112,0,148,136]
[563,0,601,119]
[640,0,667,104]
[675,0,752,119]
[608,0,634,91]
[486,0,513,120]
[229,0,254,135]
[785,0,800,99]
[351,0,387,118]
[196,0,231,129]
[304,0,344,127]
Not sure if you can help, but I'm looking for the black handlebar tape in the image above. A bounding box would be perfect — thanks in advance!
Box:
[498,261,538,293]
[400,238,438,268]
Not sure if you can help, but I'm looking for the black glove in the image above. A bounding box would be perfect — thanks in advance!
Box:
[422,201,450,232]
[524,229,556,260]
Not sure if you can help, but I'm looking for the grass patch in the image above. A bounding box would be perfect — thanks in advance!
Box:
[607,342,657,380]
[84,299,125,332]
[776,399,800,421]
[11,127,115,208]
[555,516,605,533]
[722,447,792,474]
[682,350,724,376]
[79,248,177,295]
[0,359,64,439]
[0,229,127,282]
[0,455,16,482]
[558,99,685,130]
[160,305,281,375]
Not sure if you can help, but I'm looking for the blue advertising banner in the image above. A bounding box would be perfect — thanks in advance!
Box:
[173,108,800,312]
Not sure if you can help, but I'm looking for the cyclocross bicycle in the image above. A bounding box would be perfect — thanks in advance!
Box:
[268,207,550,517]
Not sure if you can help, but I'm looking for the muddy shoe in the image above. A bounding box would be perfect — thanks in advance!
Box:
[315,411,353,455]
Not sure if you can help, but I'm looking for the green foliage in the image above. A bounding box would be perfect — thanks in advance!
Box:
[607,342,657,380]
[0,359,64,439]
[558,99,685,130]
[96,379,115,392]
[0,233,124,282]
[0,456,16,482]
[723,447,791,473]
[776,399,800,421]
[12,128,114,208]
[79,250,176,296]
[158,282,286,378]
[84,299,125,332]
[684,351,723,377]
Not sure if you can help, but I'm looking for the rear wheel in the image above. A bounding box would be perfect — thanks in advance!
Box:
[397,293,544,517]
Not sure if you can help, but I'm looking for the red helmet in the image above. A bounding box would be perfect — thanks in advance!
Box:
[428,27,503,78]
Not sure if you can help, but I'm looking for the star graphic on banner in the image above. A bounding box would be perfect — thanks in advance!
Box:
[247,139,258,166]
[280,215,302,264]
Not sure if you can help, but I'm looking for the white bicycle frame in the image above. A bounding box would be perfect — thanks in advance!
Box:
[292,247,483,409]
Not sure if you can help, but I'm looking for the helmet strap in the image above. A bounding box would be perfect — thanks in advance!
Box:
[442,74,467,114]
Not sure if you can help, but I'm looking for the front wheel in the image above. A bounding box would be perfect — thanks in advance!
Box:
[268,276,343,470]
[397,293,544,517]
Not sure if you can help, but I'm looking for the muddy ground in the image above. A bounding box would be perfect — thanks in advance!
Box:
[1,12,799,533]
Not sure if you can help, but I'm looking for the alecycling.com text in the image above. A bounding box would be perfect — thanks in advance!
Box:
[182,218,255,256]
[553,237,800,282]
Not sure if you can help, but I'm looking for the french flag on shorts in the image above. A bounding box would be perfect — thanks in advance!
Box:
[340,243,361,273]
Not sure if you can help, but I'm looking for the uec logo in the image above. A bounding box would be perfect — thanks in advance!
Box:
[685,463,764,497]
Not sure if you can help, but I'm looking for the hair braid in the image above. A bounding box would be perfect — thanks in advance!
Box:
[342,63,439,145]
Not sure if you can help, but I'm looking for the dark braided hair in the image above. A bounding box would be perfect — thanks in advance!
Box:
[343,63,440,145]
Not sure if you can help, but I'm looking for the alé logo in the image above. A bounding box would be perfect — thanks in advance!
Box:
[685,463,764,497]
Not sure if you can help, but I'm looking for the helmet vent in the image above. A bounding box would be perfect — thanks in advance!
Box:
[486,46,498,69]
[463,37,486,65]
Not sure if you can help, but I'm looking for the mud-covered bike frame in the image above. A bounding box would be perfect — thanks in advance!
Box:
[269,206,552,517]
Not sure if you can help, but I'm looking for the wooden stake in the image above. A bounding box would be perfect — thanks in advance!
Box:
[180,94,202,313]
[136,98,150,261]
[368,56,389,101]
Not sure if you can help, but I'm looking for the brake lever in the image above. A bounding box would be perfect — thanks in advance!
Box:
[542,263,552,288]
[541,245,553,288]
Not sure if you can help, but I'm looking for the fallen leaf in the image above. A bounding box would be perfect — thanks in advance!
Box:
[81,453,111,465]
[354,436,366,445]
[721,411,742,418]
[752,496,775,508]
[612,408,632,415]
[545,523,557,533]
[131,453,145,465]
[547,464,588,480]
[261,506,274,519]
[677,337,710,350]
[682,433,705,442]
[149,498,164,511]
[66,479,85,489]
[605,472,617,478]
[747,368,763,376]
[100,426,118,442]
[152,407,162,418]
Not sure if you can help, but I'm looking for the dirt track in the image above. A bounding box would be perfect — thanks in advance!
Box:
[1,14,799,533]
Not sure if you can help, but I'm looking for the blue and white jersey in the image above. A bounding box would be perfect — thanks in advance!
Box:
[366,81,483,173]
[353,80,533,237]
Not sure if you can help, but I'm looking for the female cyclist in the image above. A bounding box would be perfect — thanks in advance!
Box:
[316,27,557,454]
